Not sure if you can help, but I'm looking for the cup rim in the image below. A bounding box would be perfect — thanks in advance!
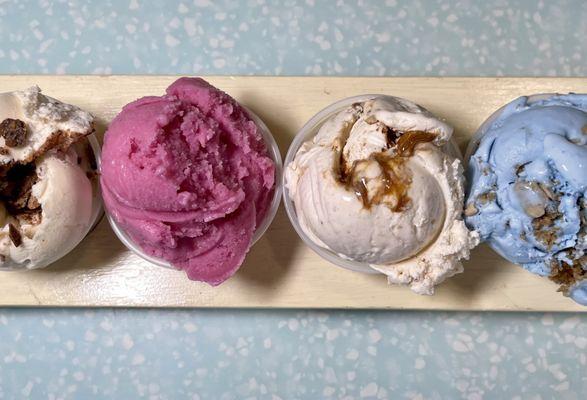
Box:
[282,94,462,275]
[87,133,105,230]
[105,107,283,270]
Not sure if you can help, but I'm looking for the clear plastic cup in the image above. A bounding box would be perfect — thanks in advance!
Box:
[86,134,105,230]
[283,94,463,274]
[105,108,283,269]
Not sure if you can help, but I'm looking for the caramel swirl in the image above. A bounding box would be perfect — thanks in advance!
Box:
[337,130,436,211]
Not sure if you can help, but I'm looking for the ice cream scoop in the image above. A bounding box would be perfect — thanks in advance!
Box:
[465,94,587,305]
[0,87,101,270]
[285,96,479,294]
[101,77,277,285]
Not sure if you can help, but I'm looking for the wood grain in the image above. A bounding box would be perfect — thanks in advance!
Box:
[0,75,585,311]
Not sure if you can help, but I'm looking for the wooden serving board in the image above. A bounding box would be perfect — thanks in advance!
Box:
[0,76,586,312]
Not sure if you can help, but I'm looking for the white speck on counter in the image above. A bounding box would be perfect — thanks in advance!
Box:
[360,382,378,398]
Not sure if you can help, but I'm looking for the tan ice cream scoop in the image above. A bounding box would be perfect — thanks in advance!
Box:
[286,97,479,294]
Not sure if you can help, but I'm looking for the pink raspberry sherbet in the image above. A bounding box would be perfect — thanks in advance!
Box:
[101,77,276,285]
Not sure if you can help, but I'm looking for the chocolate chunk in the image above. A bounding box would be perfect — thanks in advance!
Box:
[0,163,41,220]
[8,223,22,247]
[0,147,9,156]
[10,168,38,210]
[27,195,40,210]
[0,118,28,147]
[385,127,402,147]
[18,209,42,226]
[0,178,13,198]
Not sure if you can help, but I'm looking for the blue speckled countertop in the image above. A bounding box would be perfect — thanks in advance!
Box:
[0,1,586,399]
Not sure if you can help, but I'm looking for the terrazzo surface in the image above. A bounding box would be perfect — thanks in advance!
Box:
[0,0,586,399]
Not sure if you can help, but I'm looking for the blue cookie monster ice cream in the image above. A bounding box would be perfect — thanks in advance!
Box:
[465,94,587,305]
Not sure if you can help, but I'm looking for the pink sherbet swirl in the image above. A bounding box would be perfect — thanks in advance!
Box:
[101,77,275,285]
